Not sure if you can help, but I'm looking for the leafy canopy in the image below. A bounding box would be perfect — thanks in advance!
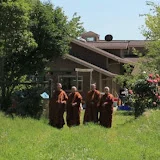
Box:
[0,0,84,110]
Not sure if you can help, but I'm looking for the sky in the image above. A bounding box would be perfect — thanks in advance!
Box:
[50,0,158,40]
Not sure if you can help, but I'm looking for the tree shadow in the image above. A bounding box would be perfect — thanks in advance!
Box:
[113,111,136,128]
[115,110,134,116]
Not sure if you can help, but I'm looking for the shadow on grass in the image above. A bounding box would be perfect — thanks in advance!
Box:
[115,111,134,116]
[113,111,136,128]
[114,118,135,128]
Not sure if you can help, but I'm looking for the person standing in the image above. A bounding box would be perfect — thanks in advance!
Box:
[119,86,128,106]
[99,87,114,128]
[49,83,68,129]
[83,84,101,124]
[66,86,82,127]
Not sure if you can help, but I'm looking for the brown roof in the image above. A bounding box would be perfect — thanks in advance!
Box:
[64,54,116,77]
[124,57,139,63]
[87,41,128,49]
[81,31,100,37]
[86,40,147,49]
[128,40,148,48]
[72,39,134,65]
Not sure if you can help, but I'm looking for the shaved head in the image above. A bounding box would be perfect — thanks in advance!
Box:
[91,83,96,91]
[104,86,110,94]
[71,86,77,93]
[57,83,62,90]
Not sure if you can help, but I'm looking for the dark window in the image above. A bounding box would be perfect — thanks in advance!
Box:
[58,75,83,91]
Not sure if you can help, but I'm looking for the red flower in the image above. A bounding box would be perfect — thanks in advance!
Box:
[149,74,153,78]
[158,96,160,100]
[147,79,153,83]
[157,78,160,82]
[155,93,158,97]
[153,102,157,106]
[153,79,158,83]
[129,90,133,94]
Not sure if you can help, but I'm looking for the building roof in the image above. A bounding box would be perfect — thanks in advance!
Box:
[72,39,135,65]
[86,40,147,49]
[124,57,139,63]
[81,31,100,37]
[64,54,116,77]
[87,41,129,49]
[128,40,148,47]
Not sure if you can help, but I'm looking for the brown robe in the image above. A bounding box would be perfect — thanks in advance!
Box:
[83,90,101,123]
[66,92,82,127]
[49,89,68,128]
[99,93,114,128]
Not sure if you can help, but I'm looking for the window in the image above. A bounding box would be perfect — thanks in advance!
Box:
[124,49,129,57]
[27,75,44,82]
[58,75,83,91]
[86,37,95,42]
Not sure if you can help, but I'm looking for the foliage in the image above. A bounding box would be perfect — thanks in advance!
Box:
[116,1,160,117]
[124,73,160,117]
[0,0,84,111]
[0,110,160,159]
[114,64,137,88]
[0,0,37,110]
[14,87,43,119]
[141,1,160,73]
[13,75,32,92]
[115,63,160,118]
[29,2,84,72]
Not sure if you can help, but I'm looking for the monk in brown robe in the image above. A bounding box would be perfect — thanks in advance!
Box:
[66,86,82,127]
[49,83,68,129]
[83,84,101,124]
[99,87,114,128]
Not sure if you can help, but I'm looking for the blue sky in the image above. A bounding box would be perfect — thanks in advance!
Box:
[50,0,157,40]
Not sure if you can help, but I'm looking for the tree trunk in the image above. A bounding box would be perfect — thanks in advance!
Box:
[1,85,7,111]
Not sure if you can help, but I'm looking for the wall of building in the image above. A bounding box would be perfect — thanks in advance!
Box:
[47,58,102,99]
[104,49,121,57]
[101,76,120,97]
[47,57,120,99]
[71,43,122,75]
[108,59,121,74]
[71,43,107,70]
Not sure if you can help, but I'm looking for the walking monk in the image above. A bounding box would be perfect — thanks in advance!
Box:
[66,86,82,127]
[99,87,114,128]
[83,84,101,124]
[49,83,68,129]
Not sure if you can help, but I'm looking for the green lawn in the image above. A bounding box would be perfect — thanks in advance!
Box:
[0,110,160,160]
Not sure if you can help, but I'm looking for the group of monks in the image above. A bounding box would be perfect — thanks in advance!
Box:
[49,83,114,129]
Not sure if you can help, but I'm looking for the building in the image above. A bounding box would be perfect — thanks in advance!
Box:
[47,31,147,98]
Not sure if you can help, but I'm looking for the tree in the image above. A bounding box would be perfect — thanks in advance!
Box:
[29,1,84,73]
[0,0,37,110]
[141,1,160,73]
[115,1,160,87]
[0,0,84,111]
[115,1,160,117]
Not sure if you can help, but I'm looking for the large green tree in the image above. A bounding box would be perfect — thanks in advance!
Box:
[115,1,160,88]
[0,0,84,110]
[29,1,84,72]
[114,1,160,117]
[0,0,37,109]
[141,1,160,73]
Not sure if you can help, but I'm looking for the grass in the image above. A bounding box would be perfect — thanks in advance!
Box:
[0,110,160,160]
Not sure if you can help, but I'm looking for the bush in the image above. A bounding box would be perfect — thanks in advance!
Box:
[15,87,43,119]
[126,73,160,118]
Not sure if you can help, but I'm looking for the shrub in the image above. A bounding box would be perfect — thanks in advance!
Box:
[15,87,43,119]
[126,73,160,118]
